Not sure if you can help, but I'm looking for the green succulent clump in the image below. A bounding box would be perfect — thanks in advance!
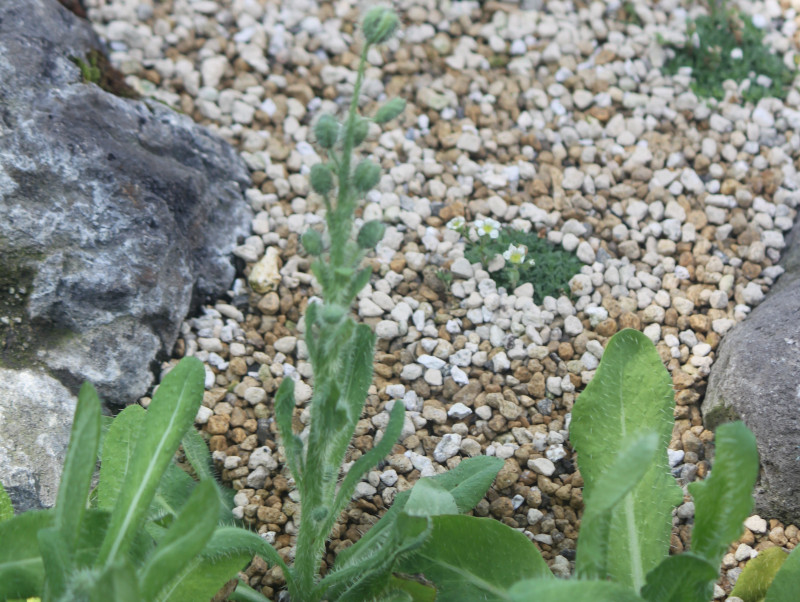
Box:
[661,3,795,103]
[448,217,583,304]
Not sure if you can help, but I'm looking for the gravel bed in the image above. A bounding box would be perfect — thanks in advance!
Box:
[86,0,799,598]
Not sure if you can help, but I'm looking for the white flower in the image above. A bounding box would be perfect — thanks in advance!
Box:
[752,14,767,29]
[731,48,743,60]
[474,218,501,239]
[502,244,528,265]
[446,216,466,230]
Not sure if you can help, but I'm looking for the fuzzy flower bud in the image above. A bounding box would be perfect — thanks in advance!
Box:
[310,163,333,195]
[352,118,369,146]
[357,220,386,249]
[314,114,339,149]
[362,7,399,45]
[353,159,381,193]
[374,98,406,124]
[301,229,323,256]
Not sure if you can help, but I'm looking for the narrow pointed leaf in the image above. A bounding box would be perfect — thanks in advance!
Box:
[230,579,273,602]
[731,546,788,602]
[55,381,101,548]
[96,356,205,568]
[274,377,304,486]
[640,554,718,602]
[689,421,758,566]
[330,402,404,528]
[571,328,682,591]
[139,480,219,600]
[192,526,293,592]
[0,481,14,522]
[181,426,235,521]
[97,404,145,510]
[509,578,646,601]
[766,544,800,601]
[576,432,659,580]
[158,553,253,602]
[396,515,551,601]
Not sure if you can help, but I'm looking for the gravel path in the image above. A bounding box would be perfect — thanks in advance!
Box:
[85,0,799,598]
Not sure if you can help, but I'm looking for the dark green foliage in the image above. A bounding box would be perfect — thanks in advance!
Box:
[463,228,582,304]
[662,8,795,102]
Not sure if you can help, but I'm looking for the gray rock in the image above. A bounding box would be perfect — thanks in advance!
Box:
[0,0,251,404]
[703,215,800,524]
[0,368,76,513]
[0,0,251,510]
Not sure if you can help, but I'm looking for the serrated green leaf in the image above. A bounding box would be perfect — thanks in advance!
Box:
[576,432,659,581]
[181,426,235,522]
[396,515,551,601]
[0,480,14,522]
[55,381,101,551]
[571,329,682,591]
[96,356,205,569]
[160,552,253,602]
[139,480,219,600]
[731,546,788,602]
[195,526,292,590]
[329,401,404,533]
[766,544,800,601]
[97,404,145,510]
[640,553,719,602]
[509,578,646,601]
[689,421,759,567]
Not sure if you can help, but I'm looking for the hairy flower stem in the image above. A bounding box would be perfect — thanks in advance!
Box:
[290,38,376,602]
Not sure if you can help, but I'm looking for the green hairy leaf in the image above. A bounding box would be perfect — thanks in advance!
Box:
[731,546,788,602]
[396,515,551,601]
[374,98,406,124]
[689,421,759,568]
[509,578,646,601]
[139,480,219,600]
[95,356,205,568]
[39,526,72,599]
[404,478,459,517]
[97,404,146,510]
[55,381,101,551]
[766,544,800,601]
[640,554,719,602]
[575,432,660,582]
[571,329,682,592]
